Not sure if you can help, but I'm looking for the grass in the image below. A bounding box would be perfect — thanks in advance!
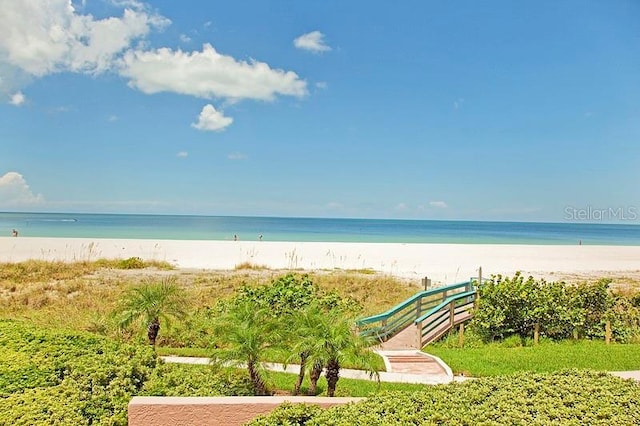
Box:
[267,370,429,397]
[428,339,640,377]
[0,260,418,330]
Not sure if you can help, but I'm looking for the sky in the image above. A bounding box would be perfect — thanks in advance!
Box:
[1,0,639,222]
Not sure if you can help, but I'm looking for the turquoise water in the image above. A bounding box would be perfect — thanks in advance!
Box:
[1,212,639,245]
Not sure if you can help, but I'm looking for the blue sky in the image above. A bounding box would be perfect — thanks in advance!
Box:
[1,0,639,222]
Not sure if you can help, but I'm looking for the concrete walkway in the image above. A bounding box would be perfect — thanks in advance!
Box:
[161,355,640,385]
[162,351,453,385]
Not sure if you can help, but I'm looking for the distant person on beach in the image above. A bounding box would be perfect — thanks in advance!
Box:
[234,234,238,241]
[259,234,263,241]
[11,229,18,237]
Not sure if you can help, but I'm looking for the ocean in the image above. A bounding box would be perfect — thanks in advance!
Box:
[1,212,640,245]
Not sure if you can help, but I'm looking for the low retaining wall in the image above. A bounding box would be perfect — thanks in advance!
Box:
[128,396,363,426]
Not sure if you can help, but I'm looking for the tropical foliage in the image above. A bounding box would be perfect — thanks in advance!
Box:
[214,273,379,396]
[114,278,188,346]
[209,300,282,395]
[249,370,640,425]
[0,320,157,425]
[471,273,640,342]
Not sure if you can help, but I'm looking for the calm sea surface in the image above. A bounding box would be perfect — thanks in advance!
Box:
[1,212,639,245]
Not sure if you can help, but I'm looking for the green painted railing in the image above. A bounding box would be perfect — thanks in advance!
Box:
[414,290,476,347]
[356,279,477,343]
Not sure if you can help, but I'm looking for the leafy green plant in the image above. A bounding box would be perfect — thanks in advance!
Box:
[113,278,189,346]
[210,301,282,395]
[249,370,640,425]
[471,274,625,342]
[116,256,145,269]
[0,320,157,425]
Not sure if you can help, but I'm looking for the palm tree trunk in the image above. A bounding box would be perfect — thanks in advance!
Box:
[248,360,268,396]
[147,317,160,346]
[325,359,340,397]
[308,362,323,396]
[293,351,308,396]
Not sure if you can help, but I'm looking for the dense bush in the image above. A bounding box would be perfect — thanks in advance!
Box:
[141,363,253,396]
[232,273,362,316]
[249,370,640,425]
[470,273,640,342]
[0,320,158,425]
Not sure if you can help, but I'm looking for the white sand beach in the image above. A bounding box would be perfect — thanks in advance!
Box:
[1,237,639,285]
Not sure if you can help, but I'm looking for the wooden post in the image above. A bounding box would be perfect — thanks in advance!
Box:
[415,298,421,319]
[449,302,455,327]
[534,323,540,345]
[458,323,465,347]
[474,267,482,309]
[422,276,431,291]
[415,321,423,349]
[605,320,611,345]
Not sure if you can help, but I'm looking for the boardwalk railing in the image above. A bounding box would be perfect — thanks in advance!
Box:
[356,279,478,345]
[414,289,476,348]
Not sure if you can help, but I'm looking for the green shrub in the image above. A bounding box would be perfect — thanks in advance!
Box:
[249,370,640,425]
[470,274,629,342]
[0,320,157,425]
[142,363,253,396]
[116,257,145,269]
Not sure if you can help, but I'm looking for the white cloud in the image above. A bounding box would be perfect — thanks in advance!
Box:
[177,151,188,158]
[0,0,169,88]
[179,34,191,43]
[0,172,44,206]
[395,203,408,211]
[227,152,247,160]
[191,104,233,131]
[9,91,25,106]
[120,44,307,101]
[108,114,118,121]
[430,201,448,208]
[315,81,328,90]
[294,31,331,53]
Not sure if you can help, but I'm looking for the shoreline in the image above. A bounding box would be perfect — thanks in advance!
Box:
[2,237,639,285]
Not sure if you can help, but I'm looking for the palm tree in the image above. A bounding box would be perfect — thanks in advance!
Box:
[209,301,281,395]
[115,277,188,346]
[306,311,380,397]
[283,303,327,395]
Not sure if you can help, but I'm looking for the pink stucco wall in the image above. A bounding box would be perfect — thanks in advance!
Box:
[128,396,363,426]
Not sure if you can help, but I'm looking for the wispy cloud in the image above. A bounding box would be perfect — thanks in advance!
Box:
[429,201,448,208]
[192,104,233,132]
[227,152,247,160]
[294,31,331,53]
[177,151,188,158]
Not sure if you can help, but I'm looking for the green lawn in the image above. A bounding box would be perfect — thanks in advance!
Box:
[267,370,427,397]
[428,340,640,377]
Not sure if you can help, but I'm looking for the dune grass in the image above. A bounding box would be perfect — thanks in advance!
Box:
[0,260,418,340]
